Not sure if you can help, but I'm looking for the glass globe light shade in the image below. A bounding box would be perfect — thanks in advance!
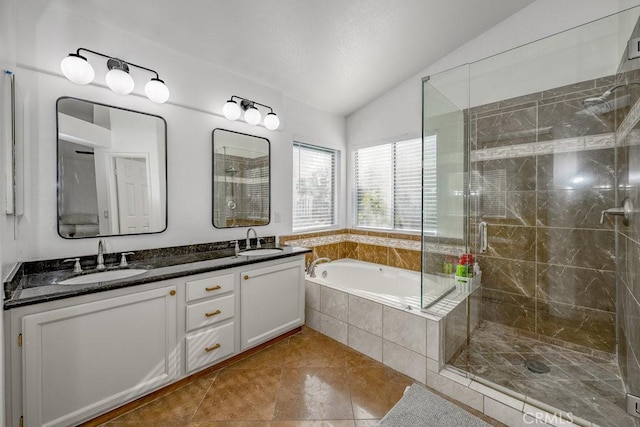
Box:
[105,68,134,95]
[223,100,241,120]
[244,106,261,126]
[264,112,280,130]
[145,78,170,103]
[60,54,95,85]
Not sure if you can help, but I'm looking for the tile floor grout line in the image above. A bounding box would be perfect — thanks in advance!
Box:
[186,370,219,423]
[270,339,289,422]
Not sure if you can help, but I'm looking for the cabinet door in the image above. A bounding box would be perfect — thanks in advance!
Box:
[22,286,178,427]
[241,259,304,350]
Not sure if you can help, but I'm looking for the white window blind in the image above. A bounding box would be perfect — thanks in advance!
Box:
[355,136,437,233]
[293,142,337,231]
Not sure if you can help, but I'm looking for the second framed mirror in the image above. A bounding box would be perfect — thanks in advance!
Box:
[212,129,270,228]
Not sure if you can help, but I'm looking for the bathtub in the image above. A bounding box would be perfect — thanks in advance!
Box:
[304,258,461,383]
[308,258,456,311]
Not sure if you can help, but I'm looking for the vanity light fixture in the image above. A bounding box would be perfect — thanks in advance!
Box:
[223,96,280,130]
[60,48,170,104]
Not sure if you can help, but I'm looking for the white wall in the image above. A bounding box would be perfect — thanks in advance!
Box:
[13,1,346,261]
[347,0,640,148]
[1,0,19,278]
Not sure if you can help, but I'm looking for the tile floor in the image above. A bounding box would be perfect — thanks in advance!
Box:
[102,327,503,426]
[450,321,634,427]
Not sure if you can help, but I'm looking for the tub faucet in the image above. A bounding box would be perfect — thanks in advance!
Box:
[307,257,331,278]
[246,228,261,249]
[96,239,106,270]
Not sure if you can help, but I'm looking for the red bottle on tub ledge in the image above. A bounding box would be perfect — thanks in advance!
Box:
[456,253,474,278]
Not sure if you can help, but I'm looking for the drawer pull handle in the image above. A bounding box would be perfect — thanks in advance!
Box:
[205,310,222,317]
[244,275,249,280]
[205,343,221,352]
[205,285,222,291]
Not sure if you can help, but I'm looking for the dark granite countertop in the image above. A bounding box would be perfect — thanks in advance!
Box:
[4,239,311,310]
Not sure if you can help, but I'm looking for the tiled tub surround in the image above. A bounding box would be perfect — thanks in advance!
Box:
[305,263,450,384]
[469,76,626,355]
[280,228,464,274]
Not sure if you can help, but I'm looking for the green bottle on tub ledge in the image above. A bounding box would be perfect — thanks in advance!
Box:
[454,253,481,293]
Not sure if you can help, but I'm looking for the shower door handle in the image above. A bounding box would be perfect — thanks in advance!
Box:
[600,197,633,226]
[478,221,488,253]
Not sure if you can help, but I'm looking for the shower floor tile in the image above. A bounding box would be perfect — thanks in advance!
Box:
[450,321,634,427]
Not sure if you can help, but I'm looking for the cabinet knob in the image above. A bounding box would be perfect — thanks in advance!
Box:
[205,285,222,291]
[244,275,249,280]
[169,290,176,296]
[205,343,221,352]
[205,309,221,318]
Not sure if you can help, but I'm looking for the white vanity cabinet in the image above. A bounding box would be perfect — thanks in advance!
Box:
[19,284,179,427]
[4,253,306,427]
[240,259,305,350]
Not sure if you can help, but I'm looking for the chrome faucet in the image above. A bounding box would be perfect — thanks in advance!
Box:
[306,257,331,278]
[246,228,261,249]
[96,239,106,270]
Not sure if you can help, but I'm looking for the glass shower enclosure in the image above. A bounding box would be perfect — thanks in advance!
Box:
[422,7,640,426]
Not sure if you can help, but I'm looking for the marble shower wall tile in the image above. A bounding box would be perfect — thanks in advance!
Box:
[478,256,535,298]
[536,264,615,312]
[536,301,616,353]
[480,191,536,227]
[537,148,616,191]
[484,225,536,262]
[481,289,535,333]
[475,106,537,149]
[481,157,536,191]
[536,189,615,229]
[537,228,615,270]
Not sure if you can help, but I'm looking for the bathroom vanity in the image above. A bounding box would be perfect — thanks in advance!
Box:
[3,242,309,427]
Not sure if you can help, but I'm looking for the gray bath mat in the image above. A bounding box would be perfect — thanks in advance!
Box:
[379,383,490,427]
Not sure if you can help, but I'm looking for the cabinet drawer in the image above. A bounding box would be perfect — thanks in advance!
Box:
[186,294,235,332]
[186,322,234,373]
[186,273,234,302]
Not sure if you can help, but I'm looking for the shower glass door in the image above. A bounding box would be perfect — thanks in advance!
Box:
[421,64,471,314]
[434,7,640,426]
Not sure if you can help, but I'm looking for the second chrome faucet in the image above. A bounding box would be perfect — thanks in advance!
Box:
[245,228,262,250]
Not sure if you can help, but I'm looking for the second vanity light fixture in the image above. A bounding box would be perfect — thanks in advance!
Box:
[223,96,280,130]
[60,48,170,104]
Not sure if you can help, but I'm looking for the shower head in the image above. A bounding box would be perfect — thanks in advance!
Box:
[582,95,611,110]
[579,95,614,116]
[578,83,640,115]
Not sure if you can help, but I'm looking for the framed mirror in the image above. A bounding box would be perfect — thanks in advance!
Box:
[212,129,270,228]
[56,97,167,238]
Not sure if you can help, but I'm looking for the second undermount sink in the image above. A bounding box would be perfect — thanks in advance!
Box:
[237,248,283,257]
[58,269,148,285]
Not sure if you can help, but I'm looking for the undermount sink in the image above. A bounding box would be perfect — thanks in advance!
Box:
[237,248,283,257]
[57,269,148,285]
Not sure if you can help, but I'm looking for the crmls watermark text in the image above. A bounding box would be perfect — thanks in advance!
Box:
[523,411,574,425]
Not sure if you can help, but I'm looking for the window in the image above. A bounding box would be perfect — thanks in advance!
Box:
[292,142,338,231]
[354,136,436,233]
